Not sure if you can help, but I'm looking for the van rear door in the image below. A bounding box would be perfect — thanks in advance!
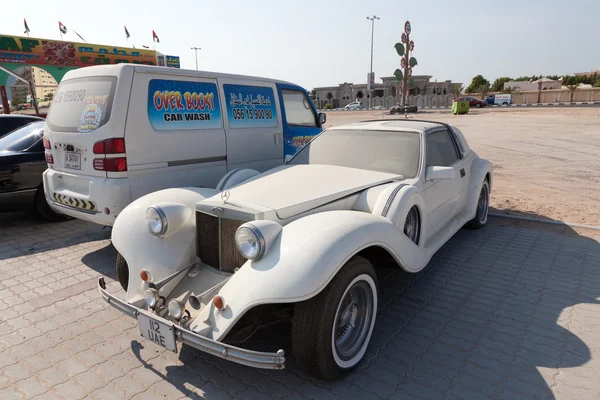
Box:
[45,69,130,178]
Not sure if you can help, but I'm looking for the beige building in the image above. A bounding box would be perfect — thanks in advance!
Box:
[32,67,58,100]
[313,75,463,109]
[504,77,562,91]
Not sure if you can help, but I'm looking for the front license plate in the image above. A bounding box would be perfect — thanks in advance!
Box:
[137,311,178,353]
[64,152,81,170]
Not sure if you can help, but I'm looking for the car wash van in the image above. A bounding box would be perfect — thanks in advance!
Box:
[42,64,325,226]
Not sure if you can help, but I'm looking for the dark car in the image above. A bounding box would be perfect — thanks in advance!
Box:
[0,114,45,138]
[458,96,487,108]
[0,121,69,221]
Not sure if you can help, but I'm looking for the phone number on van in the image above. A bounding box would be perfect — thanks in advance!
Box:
[231,108,273,120]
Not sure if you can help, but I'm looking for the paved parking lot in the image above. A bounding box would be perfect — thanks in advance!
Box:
[1,212,599,400]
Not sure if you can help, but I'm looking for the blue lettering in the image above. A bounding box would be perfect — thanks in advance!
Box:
[112,48,126,55]
[98,48,108,54]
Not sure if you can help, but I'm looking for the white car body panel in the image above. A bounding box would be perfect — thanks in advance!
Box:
[104,119,493,359]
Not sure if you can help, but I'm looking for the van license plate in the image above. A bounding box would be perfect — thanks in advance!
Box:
[64,152,81,170]
[137,312,177,353]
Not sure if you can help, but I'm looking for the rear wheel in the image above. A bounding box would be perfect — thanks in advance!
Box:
[292,256,378,380]
[116,253,129,292]
[34,186,72,222]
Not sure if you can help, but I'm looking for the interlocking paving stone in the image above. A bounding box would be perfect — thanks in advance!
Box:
[1,211,599,399]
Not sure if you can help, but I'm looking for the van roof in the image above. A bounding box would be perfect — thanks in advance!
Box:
[61,64,301,88]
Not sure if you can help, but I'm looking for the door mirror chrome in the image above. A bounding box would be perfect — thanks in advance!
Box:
[318,112,326,126]
[426,166,455,181]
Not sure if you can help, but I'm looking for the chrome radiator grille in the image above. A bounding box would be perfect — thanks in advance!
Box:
[196,212,247,273]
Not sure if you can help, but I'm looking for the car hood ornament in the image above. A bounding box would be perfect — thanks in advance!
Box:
[221,190,230,204]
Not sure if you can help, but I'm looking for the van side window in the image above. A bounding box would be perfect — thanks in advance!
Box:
[426,131,460,167]
[281,90,316,127]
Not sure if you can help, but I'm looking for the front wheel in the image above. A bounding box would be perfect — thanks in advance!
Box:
[466,179,489,229]
[292,256,378,380]
[475,103,481,108]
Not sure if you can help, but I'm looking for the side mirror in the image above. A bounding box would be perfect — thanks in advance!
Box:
[318,112,326,126]
[426,166,455,181]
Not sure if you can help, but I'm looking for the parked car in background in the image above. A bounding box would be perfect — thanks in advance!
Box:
[43,64,325,227]
[99,119,493,380]
[0,121,69,221]
[344,101,364,110]
[458,96,487,108]
[0,114,44,138]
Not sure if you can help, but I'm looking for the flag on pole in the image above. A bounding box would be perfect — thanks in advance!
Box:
[124,26,130,39]
[59,21,67,34]
[152,30,160,43]
[24,18,30,34]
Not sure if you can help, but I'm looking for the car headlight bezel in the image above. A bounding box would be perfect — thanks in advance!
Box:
[234,224,266,261]
[146,206,168,236]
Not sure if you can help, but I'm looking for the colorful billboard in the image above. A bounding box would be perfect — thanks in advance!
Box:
[223,84,278,129]
[147,79,222,130]
[0,34,157,67]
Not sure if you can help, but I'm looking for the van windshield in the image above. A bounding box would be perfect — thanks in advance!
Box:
[46,76,117,133]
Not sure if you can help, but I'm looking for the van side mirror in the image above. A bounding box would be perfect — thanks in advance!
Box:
[318,112,326,126]
[426,166,455,181]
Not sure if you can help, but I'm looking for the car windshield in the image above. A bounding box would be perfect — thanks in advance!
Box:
[289,129,421,178]
[0,122,45,152]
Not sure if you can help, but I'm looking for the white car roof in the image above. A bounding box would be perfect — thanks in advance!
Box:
[328,119,447,134]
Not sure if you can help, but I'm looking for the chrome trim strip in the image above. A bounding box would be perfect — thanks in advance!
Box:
[381,184,408,217]
[168,156,226,167]
[98,278,285,369]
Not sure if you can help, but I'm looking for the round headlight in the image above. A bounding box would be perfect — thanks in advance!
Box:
[234,225,265,260]
[168,299,185,320]
[146,207,167,235]
[144,288,159,308]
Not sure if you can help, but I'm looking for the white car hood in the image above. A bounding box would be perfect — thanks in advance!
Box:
[207,164,402,220]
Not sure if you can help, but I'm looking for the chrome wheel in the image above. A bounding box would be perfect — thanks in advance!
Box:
[478,182,489,224]
[403,206,420,244]
[333,278,374,363]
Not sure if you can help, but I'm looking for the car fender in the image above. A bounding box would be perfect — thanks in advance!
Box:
[111,187,218,301]
[200,210,429,341]
[466,157,493,220]
[216,168,260,191]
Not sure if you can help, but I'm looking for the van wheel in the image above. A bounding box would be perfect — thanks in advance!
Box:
[34,186,72,222]
[292,256,378,380]
[116,253,129,292]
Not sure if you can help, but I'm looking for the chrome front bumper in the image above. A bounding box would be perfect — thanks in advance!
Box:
[98,277,286,370]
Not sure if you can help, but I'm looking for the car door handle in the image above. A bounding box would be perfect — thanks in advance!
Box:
[274,133,280,145]
[460,168,465,178]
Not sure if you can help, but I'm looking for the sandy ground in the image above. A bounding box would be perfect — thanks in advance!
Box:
[323,107,600,234]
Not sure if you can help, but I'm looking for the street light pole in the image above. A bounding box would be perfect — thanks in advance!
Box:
[190,47,201,70]
[366,15,380,110]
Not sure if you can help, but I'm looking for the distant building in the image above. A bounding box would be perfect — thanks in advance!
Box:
[32,67,58,100]
[313,75,463,109]
[504,77,562,91]
[574,70,600,78]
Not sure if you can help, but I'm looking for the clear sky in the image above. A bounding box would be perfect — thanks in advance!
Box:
[3,0,598,89]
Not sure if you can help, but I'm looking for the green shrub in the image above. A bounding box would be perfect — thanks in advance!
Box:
[324,104,332,110]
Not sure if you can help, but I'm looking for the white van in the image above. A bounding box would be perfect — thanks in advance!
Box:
[42,64,325,226]
[494,94,512,105]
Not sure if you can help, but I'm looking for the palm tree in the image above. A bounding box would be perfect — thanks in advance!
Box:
[451,84,464,99]
[477,83,490,100]
[566,84,579,103]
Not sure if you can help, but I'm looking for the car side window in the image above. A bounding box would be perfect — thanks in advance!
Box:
[29,137,45,153]
[282,89,316,127]
[426,131,460,167]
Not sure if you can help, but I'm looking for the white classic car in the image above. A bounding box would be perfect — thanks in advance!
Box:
[98,119,493,380]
